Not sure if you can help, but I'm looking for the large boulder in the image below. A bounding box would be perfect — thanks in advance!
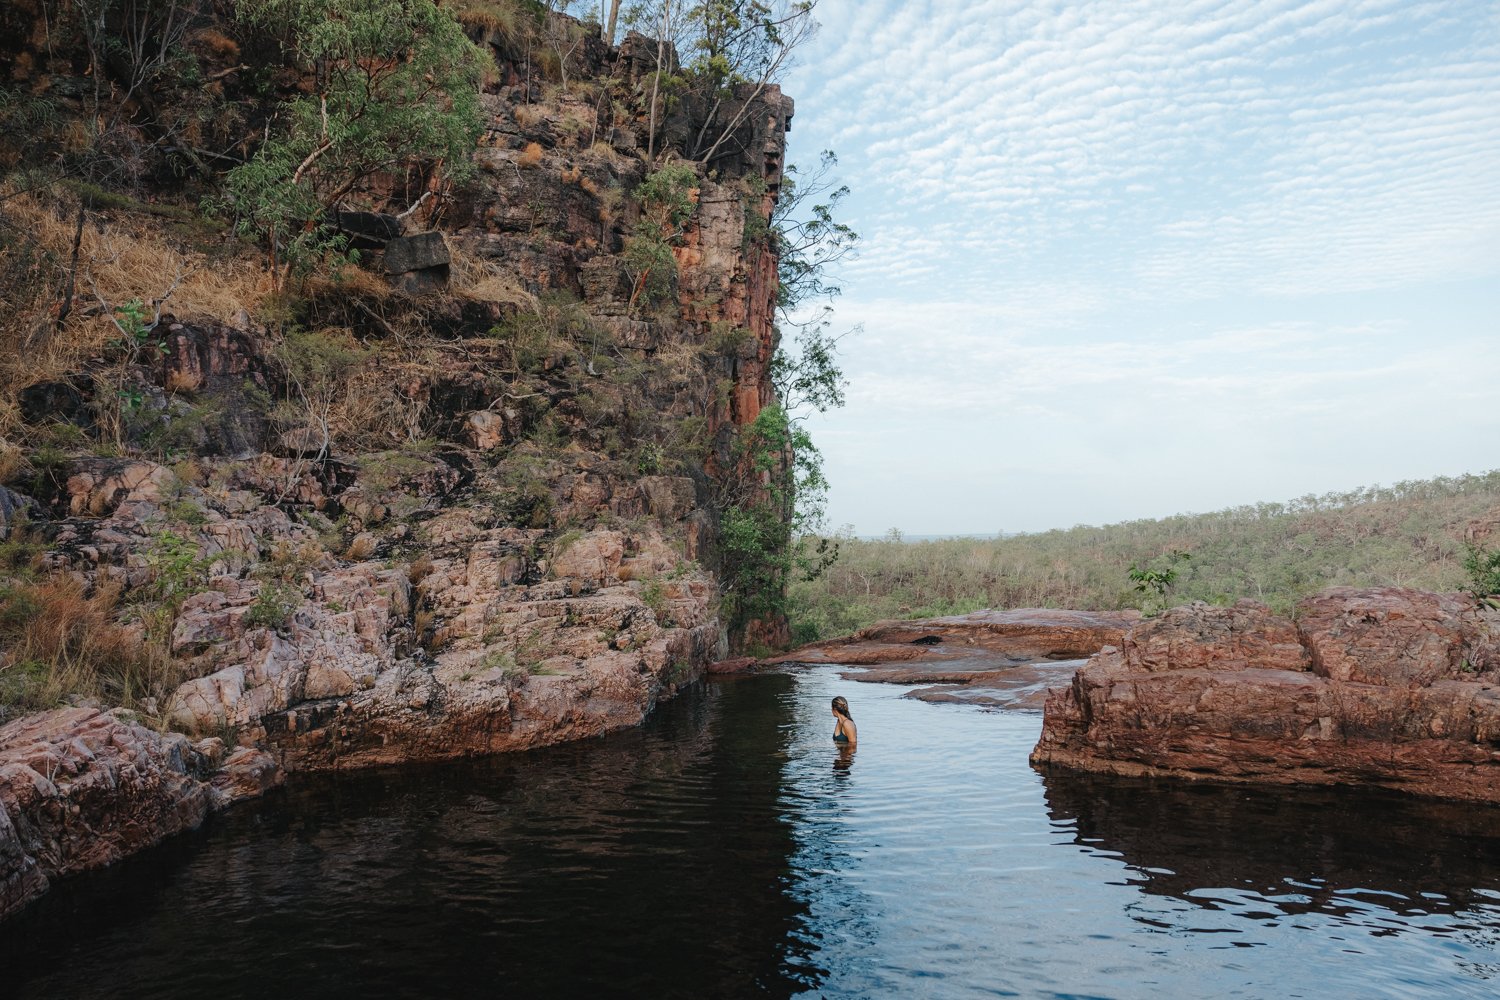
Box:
[65,459,173,517]
[1123,599,1310,674]
[0,487,35,540]
[1033,588,1500,803]
[1298,587,1486,686]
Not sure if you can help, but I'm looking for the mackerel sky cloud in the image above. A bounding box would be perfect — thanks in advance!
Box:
[782,0,1500,535]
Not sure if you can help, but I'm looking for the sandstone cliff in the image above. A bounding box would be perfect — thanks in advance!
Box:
[0,4,802,918]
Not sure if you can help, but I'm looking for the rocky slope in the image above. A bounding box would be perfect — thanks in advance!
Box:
[1031,588,1500,802]
[0,7,798,917]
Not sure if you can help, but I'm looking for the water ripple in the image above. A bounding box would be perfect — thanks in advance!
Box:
[2,669,1499,999]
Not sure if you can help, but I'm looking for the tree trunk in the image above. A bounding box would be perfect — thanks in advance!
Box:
[604,0,623,44]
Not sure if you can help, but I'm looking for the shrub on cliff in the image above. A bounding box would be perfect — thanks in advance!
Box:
[624,163,699,311]
[716,405,835,635]
[217,0,488,284]
[1463,544,1500,602]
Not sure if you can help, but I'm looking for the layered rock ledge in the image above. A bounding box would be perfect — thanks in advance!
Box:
[768,608,1140,710]
[0,708,281,921]
[1031,588,1500,803]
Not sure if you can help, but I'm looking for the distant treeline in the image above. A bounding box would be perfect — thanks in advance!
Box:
[789,471,1500,643]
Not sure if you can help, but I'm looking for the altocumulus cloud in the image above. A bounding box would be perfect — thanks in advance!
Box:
[781,0,1500,534]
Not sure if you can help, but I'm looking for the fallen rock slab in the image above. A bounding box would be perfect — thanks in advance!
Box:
[1032,590,1500,804]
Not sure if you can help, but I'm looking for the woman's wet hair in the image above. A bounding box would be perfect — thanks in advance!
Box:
[832,696,852,720]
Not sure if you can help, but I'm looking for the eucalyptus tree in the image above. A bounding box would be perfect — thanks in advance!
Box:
[219,0,488,285]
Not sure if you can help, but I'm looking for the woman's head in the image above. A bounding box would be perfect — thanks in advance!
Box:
[831,696,852,720]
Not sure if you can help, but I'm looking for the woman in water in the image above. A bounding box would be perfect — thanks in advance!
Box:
[831,696,857,746]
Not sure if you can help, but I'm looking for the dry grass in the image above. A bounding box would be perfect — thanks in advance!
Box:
[513,105,545,128]
[345,533,378,560]
[5,190,264,325]
[304,262,393,303]
[517,141,545,168]
[588,140,623,163]
[0,440,23,484]
[0,575,182,727]
[323,343,450,451]
[444,0,531,42]
[450,241,537,309]
[654,333,709,381]
[0,189,266,436]
[191,28,241,61]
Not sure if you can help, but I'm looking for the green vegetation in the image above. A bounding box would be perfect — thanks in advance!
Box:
[789,471,1500,643]
[1128,550,1190,614]
[625,0,818,163]
[1463,543,1500,603]
[219,0,488,283]
[0,575,183,727]
[715,405,835,635]
[246,581,303,630]
[709,147,857,644]
[625,163,699,311]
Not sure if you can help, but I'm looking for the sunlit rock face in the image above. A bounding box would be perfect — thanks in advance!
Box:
[1033,588,1500,803]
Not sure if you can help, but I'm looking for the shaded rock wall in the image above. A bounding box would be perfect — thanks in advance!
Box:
[1032,588,1500,803]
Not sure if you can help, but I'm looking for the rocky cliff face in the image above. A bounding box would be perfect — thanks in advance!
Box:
[1032,588,1500,802]
[0,8,797,916]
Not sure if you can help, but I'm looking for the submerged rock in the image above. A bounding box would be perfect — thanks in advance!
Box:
[1031,589,1500,803]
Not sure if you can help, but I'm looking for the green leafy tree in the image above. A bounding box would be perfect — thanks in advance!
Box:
[767,150,857,417]
[1128,550,1191,611]
[717,405,835,635]
[624,0,817,163]
[1463,543,1500,605]
[713,148,855,644]
[219,0,488,284]
[624,162,699,310]
[683,0,817,163]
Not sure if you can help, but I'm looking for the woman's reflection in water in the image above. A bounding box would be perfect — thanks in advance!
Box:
[834,744,855,775]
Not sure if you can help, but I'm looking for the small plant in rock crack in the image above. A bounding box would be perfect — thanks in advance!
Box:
[640,578,673,625]
[246,581,302,631]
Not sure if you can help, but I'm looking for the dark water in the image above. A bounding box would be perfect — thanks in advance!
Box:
[4,669,1500,999]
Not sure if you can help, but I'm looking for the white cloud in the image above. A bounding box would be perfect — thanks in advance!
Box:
[779,1,1500,532]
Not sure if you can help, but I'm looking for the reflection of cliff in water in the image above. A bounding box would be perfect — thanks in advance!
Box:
[3,676,815,1000]
[1043,771,1500,922]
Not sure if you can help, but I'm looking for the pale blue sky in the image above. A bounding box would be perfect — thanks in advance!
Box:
[781,0,1500,535]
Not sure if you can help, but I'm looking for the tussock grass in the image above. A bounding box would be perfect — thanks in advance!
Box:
[0,576,182,727]
[450,241,537,309]
[0,189,266,438]
[445,0,530,40]
[5,189,264,324]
